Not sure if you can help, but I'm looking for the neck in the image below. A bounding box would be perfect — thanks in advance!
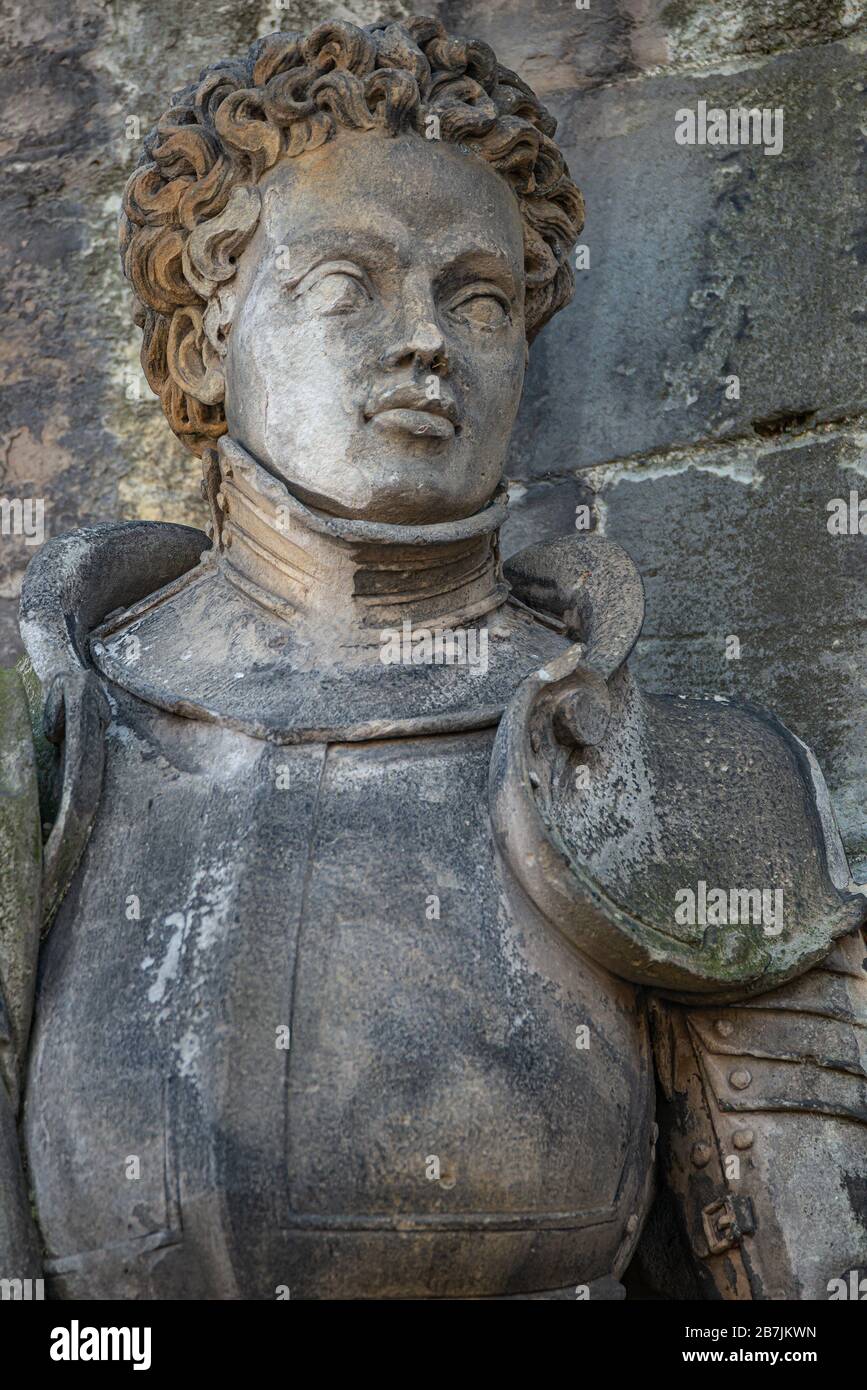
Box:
[205,439,509,653]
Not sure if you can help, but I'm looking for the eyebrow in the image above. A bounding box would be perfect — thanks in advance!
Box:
[272,229,405,277]
[435,248,518,300]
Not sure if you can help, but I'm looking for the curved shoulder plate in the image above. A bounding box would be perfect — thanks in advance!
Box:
[15,522,205,930]
[19,521,207,686]
[491,537,866,1001]
[18,524,198,930]
[505,533,645,678]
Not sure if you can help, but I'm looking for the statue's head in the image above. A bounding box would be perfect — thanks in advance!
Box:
[120,18,582,524]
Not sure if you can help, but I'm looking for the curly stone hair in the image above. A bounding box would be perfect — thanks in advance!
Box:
[120,16,584,456]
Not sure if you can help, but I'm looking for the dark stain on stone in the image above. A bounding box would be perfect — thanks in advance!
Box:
[843,1172,867,1233]
[752,409,817,438]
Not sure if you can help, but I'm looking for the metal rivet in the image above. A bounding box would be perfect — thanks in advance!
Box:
[691,1141,712,1167]
[729,1069,752,1090]
[733,1129,754,1150]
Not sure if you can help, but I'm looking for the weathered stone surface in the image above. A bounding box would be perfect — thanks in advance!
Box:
[434,1,867,93]
[587,426,867,870]
[501,422,867,871]
[436,0,663,97]
[656,0,867,68]
[501,475,596,559]
[508,38,867,481]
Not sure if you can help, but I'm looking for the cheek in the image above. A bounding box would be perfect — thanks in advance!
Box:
[461,333,525,428]
[230,288,364,416]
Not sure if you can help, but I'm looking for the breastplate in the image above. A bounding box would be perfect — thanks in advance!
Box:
[24,688,654,1299]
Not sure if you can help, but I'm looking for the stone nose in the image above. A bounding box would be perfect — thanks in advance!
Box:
[378,286,449,375]
[379,321,449,374]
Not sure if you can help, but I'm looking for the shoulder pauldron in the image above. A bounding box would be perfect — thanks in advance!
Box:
[491,535,866,1001]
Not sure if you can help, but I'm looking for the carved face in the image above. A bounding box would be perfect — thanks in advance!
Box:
[220,130,527,524]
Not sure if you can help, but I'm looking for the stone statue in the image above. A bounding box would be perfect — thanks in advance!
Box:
[1,17,865,1301]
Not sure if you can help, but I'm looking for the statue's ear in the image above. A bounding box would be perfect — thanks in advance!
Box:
[166,304,225,406]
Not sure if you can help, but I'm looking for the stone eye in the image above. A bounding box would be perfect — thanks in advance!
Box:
[448,288,510,330]
[304,270,370,317]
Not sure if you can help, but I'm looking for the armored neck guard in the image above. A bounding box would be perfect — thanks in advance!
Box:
[79,441,568,744]
[208,438,510,649]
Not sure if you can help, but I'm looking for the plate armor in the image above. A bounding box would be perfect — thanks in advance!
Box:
[2,439,864,1299]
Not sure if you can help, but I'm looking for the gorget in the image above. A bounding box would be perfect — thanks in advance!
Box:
[89,439,568,742]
